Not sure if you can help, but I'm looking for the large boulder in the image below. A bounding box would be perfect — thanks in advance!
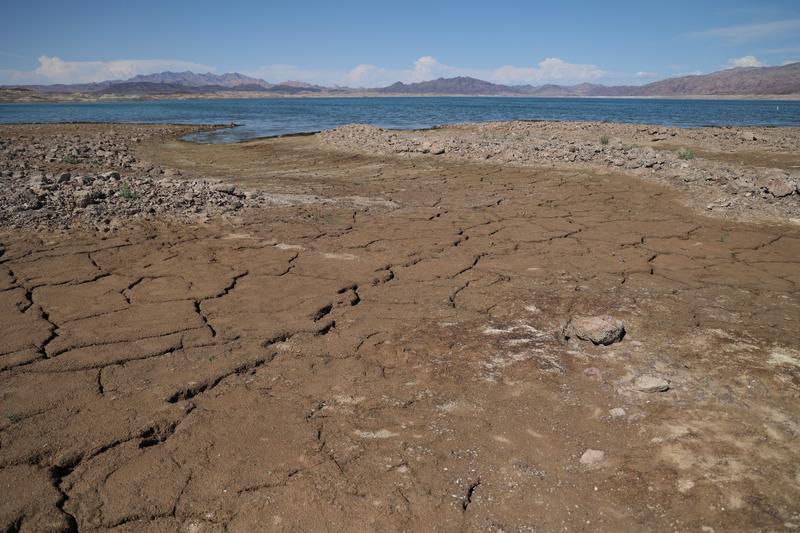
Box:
[756,170,796,198]
[565,315,625,346]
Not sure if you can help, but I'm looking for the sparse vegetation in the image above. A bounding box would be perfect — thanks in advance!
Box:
[599,135,609,145]
[678,147,695,160]
[119,183,136,200]
[62,154,76,164]
[3,410,19,423]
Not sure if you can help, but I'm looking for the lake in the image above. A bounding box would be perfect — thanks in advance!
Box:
[1,96,798,143]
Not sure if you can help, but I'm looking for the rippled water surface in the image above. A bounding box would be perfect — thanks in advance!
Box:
[1,97,798,143]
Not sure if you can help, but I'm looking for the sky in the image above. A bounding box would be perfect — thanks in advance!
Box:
[1,0,799,87]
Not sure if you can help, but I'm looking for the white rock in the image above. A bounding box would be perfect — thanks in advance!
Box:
[579,449,605,465]
[634,375,670,393]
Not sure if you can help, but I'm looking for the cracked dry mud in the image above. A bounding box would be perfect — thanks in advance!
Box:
[2,125,800,532]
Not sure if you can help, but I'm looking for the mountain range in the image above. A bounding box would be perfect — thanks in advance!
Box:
[375,63,800,96]
[3,63,800,100]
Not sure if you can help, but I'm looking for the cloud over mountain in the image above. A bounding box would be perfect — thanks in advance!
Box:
[2,56,216,84]
[247,56,605,88]
[728,55,764,68]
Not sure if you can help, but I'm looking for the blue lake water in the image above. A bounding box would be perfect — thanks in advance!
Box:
[1,97,799,143]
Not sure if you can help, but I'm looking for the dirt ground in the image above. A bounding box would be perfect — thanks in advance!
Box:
[2,126,800,532]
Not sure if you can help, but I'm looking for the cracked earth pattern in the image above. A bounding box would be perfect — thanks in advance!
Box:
[1,127,800,532]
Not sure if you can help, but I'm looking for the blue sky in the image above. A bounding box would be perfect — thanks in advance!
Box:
[1,0,799,87]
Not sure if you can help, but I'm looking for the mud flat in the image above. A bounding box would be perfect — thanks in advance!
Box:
[1,121,799,531]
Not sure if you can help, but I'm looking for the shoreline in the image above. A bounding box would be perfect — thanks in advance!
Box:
[3,116,800,149]
[2,119,798,229]
[2,92,800,104]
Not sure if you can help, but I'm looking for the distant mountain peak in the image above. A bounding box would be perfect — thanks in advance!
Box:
[124,71,272,89]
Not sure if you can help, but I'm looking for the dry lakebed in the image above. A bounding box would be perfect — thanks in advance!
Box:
[1,121,799,532]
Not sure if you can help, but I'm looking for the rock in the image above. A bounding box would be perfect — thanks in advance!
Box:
[75,190,104,208]
[429,144,446,155]
[634,375,670,393]
[740,131,757,141]
[756,171,796,198]
[18,189,43,210]
[579,449,605,465]
[566,315,625,345]
[57,172,71,183]
[28,174,48,192]
[99,171,120,181]
[213,183,236,194]
[609,407,626,418]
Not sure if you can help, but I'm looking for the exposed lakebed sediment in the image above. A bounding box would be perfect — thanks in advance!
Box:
[321,121,800,222]
[1,121,799,531]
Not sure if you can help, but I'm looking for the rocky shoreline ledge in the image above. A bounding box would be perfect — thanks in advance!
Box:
[2,121,799,232]
[320,121,800,222]
[0,124,397,231]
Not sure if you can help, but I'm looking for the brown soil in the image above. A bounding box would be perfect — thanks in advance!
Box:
[2,126,799,532]
[655,143,800,172]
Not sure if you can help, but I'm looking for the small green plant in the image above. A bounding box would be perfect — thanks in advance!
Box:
[3,410,19,423]
[62,154,76,164]
[599,135,609,145]
[119,183,136,200]
[677,148,695,160]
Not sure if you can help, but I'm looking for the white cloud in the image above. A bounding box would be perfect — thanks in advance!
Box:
[688,19,800,43]
[250,56,606,87]
[4,54,611,88]
[635,71,657,78]
[490,58,605,84]
[727,55,764,68]
[1,55,215,84]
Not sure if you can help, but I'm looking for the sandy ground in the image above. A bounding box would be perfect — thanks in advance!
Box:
[2,125,800,532]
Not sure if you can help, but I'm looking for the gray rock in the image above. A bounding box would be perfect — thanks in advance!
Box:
[100,171,120,181]
[57,172,71,183]
[634,375,670,393]
[609,407,626,418]
[28,174,48,192]
[213,183,237,194]
[756,171,796,198]
[18,189,43,210]
[566,315,625,345]
[75,190,104,208]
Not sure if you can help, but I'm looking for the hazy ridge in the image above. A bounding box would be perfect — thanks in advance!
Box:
[2,63,799,101]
